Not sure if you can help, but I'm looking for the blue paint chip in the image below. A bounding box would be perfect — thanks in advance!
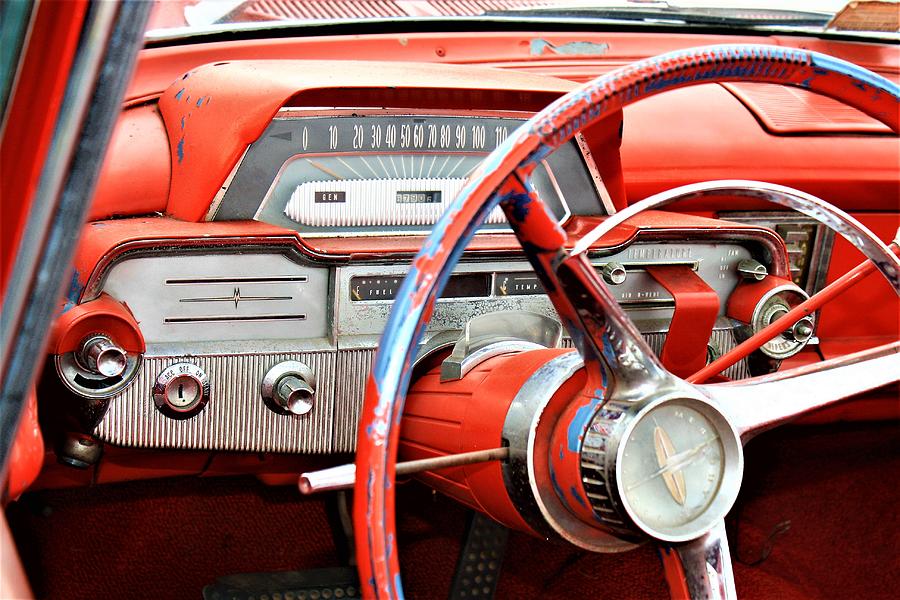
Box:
[570,485,588,509]
[177,137,185,163]
[196,97,204,107]
[174,88,185,100]
[567,396,602,452]
[61,269,82,313]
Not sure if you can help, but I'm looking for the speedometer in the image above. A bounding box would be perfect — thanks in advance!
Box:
[210,111,613,236]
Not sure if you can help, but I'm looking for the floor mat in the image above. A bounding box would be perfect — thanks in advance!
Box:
[6,422,899,599]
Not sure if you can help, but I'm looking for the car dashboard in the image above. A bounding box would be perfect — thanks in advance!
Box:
[28,35,897,480]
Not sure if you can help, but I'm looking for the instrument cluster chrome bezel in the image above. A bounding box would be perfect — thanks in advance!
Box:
[207,107,615,235]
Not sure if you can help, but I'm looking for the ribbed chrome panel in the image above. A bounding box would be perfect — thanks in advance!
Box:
[286,176,507,227]
[95,352,336,453]
[333,348,375,452]
[329,328,747,451]
[643,329,749,380]
[96,329,747,453]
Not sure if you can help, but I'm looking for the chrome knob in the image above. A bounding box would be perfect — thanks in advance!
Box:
[275,375,315,415]
[737,259,768,281]
[601,262,627,285]
[79,335,127,378]
[788,316,815,343]
[261,361,317,416]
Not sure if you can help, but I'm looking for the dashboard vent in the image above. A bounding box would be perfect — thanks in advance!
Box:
[242,0,552,20]
[722,82,892,135]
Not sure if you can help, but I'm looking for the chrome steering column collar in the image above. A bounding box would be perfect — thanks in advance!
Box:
[500,351,745,550]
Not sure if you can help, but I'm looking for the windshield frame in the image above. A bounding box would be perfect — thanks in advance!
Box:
[144,13,900,48]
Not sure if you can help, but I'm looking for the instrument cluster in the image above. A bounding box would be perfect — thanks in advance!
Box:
[208,111,614,235]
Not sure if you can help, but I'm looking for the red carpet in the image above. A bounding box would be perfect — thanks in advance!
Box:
[6,421,899,599]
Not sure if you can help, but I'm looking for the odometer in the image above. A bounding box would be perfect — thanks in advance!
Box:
[396,190,441,204]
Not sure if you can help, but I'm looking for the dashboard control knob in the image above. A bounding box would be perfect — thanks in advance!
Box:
[275,375,315,415]
[737,259,768,281]
[153,363,210,418]
[79,335,127,378]
[787,316,815,343]
[601,262,627,285]
[261,361,317,416]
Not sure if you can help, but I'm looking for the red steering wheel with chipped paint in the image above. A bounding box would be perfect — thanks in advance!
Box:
[353,45,900,599]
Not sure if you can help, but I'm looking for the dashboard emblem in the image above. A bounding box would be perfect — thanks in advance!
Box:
[180,287,291,309]
[653,425,687,505]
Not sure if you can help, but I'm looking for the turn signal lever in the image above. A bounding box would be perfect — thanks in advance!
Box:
[298,447,509,494]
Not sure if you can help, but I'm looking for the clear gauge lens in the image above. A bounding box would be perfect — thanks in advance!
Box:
[619,402,725,534]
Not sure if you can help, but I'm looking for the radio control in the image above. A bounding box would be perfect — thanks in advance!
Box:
[601,262,627,285]
[261,361,316,416]
[737,259,768,281]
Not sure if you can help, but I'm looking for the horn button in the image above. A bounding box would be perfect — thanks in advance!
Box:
[579,396,744,543]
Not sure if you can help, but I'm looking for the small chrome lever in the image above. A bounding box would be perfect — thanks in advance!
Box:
[299,447,509,494]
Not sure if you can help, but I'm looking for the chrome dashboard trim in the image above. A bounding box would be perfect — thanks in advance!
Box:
[78,223,789,304]
[575,132,617,215]
[92,327,748,454]
[100,253,329,343]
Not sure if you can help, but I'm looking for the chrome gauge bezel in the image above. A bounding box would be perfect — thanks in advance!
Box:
[610,395,744,543]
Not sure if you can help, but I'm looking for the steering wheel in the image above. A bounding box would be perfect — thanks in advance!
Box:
[353,45,900,599]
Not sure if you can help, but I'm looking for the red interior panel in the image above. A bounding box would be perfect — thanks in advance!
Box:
[816,212,900,356]
[619,84,900,210]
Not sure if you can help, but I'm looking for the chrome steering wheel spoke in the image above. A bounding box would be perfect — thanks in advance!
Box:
[698,341,900,443]
[660,520,737,600]
[499,169,673,399]
[552,252,674,398]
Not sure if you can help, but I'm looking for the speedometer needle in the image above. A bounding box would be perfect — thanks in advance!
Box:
[625,436,719,492]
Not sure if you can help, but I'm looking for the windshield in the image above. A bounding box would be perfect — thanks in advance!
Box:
[145,1,899,42]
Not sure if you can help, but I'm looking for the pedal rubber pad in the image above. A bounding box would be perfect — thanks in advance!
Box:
[203,566,360,600]
[448,513,509,599]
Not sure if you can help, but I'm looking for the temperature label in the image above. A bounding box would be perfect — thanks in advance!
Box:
[494,273,544,296]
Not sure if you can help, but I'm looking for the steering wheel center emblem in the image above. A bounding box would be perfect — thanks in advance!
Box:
[653,425,688,506]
